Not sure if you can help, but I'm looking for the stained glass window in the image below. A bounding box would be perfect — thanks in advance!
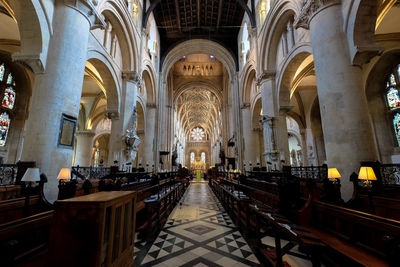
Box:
[6,73,12,85]
[390,74,397,86]
[0,112,10,147]
[2,87,15,109]
[201,152,206,164]
[0,61,17,147]
[387,87,400,110]
[0,64,4,82]
[393,113,400,146]
[190,152,195,164]
[191,127,205,141]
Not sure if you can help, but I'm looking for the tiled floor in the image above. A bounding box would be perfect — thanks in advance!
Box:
[134,183,262,266]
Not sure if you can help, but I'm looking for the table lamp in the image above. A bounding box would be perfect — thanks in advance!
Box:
[358,166,377,187]
[57,168,71,183]
[328,168,341,184]
[21,168,41,183]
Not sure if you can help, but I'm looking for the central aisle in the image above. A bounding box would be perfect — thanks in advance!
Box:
[135,183,261,266]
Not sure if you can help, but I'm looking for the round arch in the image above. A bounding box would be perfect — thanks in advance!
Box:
[142,67,156,105]
[241,64,256,105]
[87,50,120,114]
[259,0,301,72]
[162,39,236,82]
[276,43,313,111]
[97,0,138,71]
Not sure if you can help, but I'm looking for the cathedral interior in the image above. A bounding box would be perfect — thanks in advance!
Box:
[1,0,400,266]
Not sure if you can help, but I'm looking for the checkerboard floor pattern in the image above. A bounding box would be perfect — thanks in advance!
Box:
[134,183,262,267]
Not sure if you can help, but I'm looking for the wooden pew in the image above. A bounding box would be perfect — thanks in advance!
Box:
[0,210,54,267]
[299,200,399,266]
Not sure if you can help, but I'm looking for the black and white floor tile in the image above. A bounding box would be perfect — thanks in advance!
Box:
[134,183,262,267]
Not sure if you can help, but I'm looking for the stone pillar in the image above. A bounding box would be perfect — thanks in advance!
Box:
[274,107,291,164]
[258,71,290,170]
[241,105,259,164]
[107,71,140,166]
[295,0,377,200]
[231,74,243,169]
[143,104,156,167]
[74,131,95,166]
[300,129,309,166]
[20,0,105,202]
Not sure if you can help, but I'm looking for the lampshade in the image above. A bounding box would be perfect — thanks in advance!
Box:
[21,168,41,182]
[328,168,341,179]
[358,167,377,181]
[57,168,71,180]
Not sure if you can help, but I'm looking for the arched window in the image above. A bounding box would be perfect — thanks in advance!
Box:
[386,64,400,146]
[201,152,206,165]
[0,62,16,147]
[190,152,195,164]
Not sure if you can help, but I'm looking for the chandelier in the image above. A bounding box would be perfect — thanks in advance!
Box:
[191,127,205,141]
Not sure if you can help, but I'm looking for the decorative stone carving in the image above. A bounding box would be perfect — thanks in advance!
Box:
[294,0,341,30]
[256,71,275,86]
[64,0,106,30]
[104,109,119,119]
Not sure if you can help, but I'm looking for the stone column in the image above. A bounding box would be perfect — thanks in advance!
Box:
[274,107,291,165]
[143,104,156,167]
[231,73,243,169]
[295,0,377,200]
[241,105,259,164]
[107,71,140,166]
[74,131,95,166]
[300,129,309,166]
[20,0,104,202]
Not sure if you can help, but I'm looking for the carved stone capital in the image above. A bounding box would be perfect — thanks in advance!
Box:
[12,54,44,74]
[256,71,275,85]
[104,109,119,119]
[122,70,141,83]
[241,102,250,109]
[64,0,106,30]
[146,103,157,109]
[294,0,341,30]
[260,115,273,125]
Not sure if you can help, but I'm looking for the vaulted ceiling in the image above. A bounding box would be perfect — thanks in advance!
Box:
[176,88,220,137]
[144,0,255,68]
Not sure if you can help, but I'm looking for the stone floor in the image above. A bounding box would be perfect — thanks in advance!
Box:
[134,183,262,267]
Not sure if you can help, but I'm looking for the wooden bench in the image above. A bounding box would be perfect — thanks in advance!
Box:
[300,200,399,266]
[0,210,54,266]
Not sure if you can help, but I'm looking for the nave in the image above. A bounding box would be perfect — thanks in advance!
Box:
[134,183,261,267]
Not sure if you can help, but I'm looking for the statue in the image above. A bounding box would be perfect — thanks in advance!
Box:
[125,106,141,161]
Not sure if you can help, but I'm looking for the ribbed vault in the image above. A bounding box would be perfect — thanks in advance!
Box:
[176,88,220,138]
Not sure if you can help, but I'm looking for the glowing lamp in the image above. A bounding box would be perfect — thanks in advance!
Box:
[57,168,71,180]
[328,168,341,184]
[358,167,377,187]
